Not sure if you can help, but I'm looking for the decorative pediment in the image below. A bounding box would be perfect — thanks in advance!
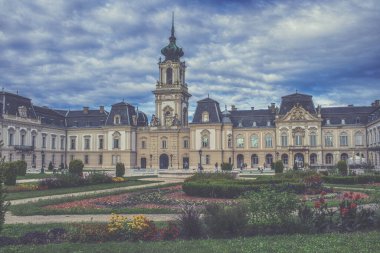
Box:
[279,104,318,122]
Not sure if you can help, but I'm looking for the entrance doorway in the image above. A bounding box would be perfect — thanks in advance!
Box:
[237,154,244,168]
[159,154,169,169]
[183,157,189,169]
[294,153,304,169]
[141,158,147,169]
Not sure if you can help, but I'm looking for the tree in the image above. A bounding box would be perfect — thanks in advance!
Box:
[274,160,284,174]
[14,160,27,176]
[69,160,84,176]
[0,141,10,233]
[337,160,348,176]
[116,163,125,177]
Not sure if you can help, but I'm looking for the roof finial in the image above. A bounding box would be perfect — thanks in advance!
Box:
[171,12,175,37]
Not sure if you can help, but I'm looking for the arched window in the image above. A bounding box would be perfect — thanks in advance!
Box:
[265,134,272,148]
[310,153,317,165]
[166,68,173,84]
[20,129,26,146]
[201,130,210,148]
[112,131,121,149]
[355,131,363,146]
[339,132,348,146]
[114,115,120,125]
[251,154,259,166]
[250,134,258,148]
[265,154,273,165]
[281,154,288,165]
[281,132,288,147]
[202,111,209,123]
[325,153,333,164]
[341,153,348,161]
[8,128,15,146]
[236,135,244,148]
[227,134,232,148]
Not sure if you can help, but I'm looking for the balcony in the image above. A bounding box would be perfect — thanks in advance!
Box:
[14,145,34,152]
[288,145,310,152]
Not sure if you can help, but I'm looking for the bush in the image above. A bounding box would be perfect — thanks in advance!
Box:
[39,173,88,189]
[2,162,17,186]
[204,202,248,237]
[337,160,348,176]
[20,231,48,244]
[221,162,233,171]
[0,170,10,233]
[48,161,54,171]
[177,204,204,239]
[274,160,284,174]
[87,172,113,184]
[69,160,84,176]
[185,172,236,182]
[116,163,125,177]
[321,175,380,184]
[244,189,299,225]
[13,160,27,176]
[69,223,110,242]
[59,163,65,170]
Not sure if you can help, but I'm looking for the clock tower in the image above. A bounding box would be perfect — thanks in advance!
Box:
[153,14,191,127]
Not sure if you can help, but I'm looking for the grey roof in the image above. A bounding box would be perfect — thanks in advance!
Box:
[192,98,222,124]
[0,92,37,119]
[279,93,316,115]
[321,106,376,125]
[34,106,66,127]
[137,111,149,127]
[66,109,108,128]
[106,102,136,126]
[230,109,275,128]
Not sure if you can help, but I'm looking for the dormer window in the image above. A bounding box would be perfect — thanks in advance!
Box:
[202,112,209,123]
[356,117,360,124]
[114,115,120,125]
[341,119,345,125]
[267,121,271,127]
[326,119,330,125]
[252,121,257,127]
[238,120,243,127]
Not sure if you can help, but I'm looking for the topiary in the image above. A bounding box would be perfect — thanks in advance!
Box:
[116,163,125,177]
[274,160,284,174]
[221,162,233,171]
[0,156,10,233]
[69,160,84,176]
[48,161,54,171]
[14,160,27,176]
[2,162,17,186]
[337,160,348,176]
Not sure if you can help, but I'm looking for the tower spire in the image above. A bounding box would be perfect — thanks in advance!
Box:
[171,12,175,37]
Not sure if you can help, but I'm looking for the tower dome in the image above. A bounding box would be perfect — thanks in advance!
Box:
[161,13,184,62]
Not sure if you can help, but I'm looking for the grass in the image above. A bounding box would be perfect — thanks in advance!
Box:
[5,179,156,200]
[16,173,54,180]
[1,231,379,253]
[9,183,181,216]
[325,184,380,190]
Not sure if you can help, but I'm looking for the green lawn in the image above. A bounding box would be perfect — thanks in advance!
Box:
[5,180,156,200]
[1,231,379,253]
[9,183,180,216]
[16,173,54,180]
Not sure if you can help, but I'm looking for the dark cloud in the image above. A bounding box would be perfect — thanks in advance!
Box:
[0,0,379,117]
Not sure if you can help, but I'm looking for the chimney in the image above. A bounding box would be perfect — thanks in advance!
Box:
[83,106,89,114]
[251,107,254,111]
[372,100,380,107]
[99,106,104,113]
[231,105,237,111]
[268,103,276,113]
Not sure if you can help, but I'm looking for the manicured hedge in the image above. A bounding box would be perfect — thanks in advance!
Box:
[321,175,380,184]
[182,181,305,198]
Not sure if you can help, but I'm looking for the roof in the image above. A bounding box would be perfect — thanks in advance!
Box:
[279,93,316,115]
[34,106,66,127]
[192,97,222,124]
[230,109,275,128]
[0,92,37,119]
[66,109,108,128]
[320,106,375,125]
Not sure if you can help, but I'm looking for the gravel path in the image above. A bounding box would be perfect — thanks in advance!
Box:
[5,177,184,224]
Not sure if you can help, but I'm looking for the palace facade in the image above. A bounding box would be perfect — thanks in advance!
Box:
[1,22,380,171]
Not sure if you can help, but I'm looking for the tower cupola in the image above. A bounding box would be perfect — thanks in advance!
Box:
[161,13,184,62]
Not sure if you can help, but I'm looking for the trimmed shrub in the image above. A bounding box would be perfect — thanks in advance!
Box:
[69,160,84,176]
[87,172,113,184]
[337,160,348,176]
[2,162,17,186]
[185,172,236,182]
[321,175,380,184]
[221,162,233,171]
[116,163,125,177]
[20,231,48,244]
[48,161,54,171]
[39,173,88,189]
[0,172,10,233]
[14,160,27,176]
[204,202,248,237]
[274,160,284,174]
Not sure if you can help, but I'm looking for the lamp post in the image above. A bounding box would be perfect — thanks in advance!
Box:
[150,154,152,169]
[170,154,173,168]
[41,150,45,174]
[198,149,202,170]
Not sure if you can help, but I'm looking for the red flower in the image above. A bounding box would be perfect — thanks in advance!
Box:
[314,201,321,209]
[343,192,349,198]
[354,194,361,200]
[350,203,357,209]
[319,198,325,204]
[340,207,349,216]
[320,191,327,196]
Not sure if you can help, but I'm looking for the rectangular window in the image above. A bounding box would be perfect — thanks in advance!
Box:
[99,155,103,165]
[52,137,56,149]
[99,137,104,149]
[112,155,120,165]
[325,136,333,147]
[32,135,36,148]
[42,136,46,148]
[281,135,288,147]
[183,139,189,149]
[265,136,272,148]
[21,135,25,146]
[52,154,55,164]
[32,154,36,166]
[70,138,76,150]
[295,135,303,146]
[340,136,348,146]
[113,139,119,149]
[355,135,363,146]
[9,153,13,162]
[84,155,89,164]
[60,154,64,164]
[60,137,65,150]
[70,155,74,162]
[84,138,90,150]
[162,140,167,149]
[141,140,146,149]
[310,135,317,147]
[8,133,13,146]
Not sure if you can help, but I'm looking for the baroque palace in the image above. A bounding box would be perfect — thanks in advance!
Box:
[1,22,380,171]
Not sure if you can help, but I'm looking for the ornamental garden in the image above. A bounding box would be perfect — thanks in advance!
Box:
[0,158,380,252]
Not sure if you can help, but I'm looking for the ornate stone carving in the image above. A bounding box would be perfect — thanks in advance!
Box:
[290,104,306,120]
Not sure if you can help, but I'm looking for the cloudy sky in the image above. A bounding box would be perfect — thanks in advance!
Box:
[1,0,380,117]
